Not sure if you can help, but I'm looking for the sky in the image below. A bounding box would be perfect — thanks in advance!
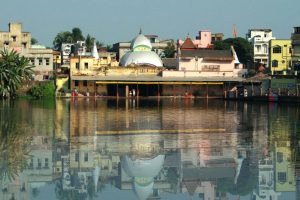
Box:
[0,0,300,47]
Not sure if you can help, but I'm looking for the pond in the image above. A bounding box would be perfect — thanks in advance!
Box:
[0,98,299,200]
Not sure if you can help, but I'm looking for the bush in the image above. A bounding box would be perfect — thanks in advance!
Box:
[28,81,55,99]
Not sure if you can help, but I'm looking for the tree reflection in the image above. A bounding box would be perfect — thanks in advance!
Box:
[0,101,32,183]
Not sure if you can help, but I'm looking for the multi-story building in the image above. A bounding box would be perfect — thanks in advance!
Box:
[291,27,300,74]
[211,33,224,42]
[178,30,214,50]
[269,39,292,75]
[0,22,31,49]
[0,22,53,81]
[246,29,275,68]
[22,45,54,81]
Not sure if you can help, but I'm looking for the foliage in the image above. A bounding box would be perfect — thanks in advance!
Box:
[53,27,104,51]
[213,37,253,67]
[0,101,32,183]
[53,31,75,50]
[28,81,55,99]
[162,41,176,58]
[0,50,33,98]
[72,27,85,42]
[247,69,257,77]
[85,34,95,52]
[31,37,38,45]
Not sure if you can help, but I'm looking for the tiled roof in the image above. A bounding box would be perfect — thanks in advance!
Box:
[180,49,233,61]
[180,37,196,50]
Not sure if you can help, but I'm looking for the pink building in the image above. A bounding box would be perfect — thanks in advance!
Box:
[178,30,213,50]
[163,46,247,78]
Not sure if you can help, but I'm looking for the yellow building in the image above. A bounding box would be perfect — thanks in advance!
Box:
[269,39,292,75]
[274,141,296,192]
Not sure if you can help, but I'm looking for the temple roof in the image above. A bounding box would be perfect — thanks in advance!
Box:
[180,37,197,50]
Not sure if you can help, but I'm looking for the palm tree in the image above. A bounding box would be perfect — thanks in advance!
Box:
[0,101,32,183]
[0,50,33,98]
[85,34,96,52]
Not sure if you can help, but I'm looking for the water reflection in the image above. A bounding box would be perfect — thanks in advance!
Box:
[0,99,300,199]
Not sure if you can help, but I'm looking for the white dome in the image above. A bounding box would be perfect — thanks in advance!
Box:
[131,34,152,50]
[133,178,154,200]
[120,51,163,67]
[121,155,165,178]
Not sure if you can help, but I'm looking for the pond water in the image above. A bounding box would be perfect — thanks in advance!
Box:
[0,98,300,200]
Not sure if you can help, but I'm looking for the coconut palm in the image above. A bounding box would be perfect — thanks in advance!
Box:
[0,49,33,98]
[0,101,32,183]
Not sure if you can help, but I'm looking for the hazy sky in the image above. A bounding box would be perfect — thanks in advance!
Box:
[0,0,299,47]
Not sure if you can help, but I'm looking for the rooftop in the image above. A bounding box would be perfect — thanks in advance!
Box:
[180,49,233,61]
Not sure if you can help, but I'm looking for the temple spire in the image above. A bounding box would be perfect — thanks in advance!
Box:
[92,41,99,59]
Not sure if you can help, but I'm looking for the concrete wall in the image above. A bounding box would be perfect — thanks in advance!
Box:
[0,22,31,49]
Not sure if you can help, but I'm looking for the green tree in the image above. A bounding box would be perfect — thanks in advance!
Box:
[0,50,33,98]
[28,81,56,99]
[31,37,38,45]
[85,34,96,52]
[53,31,74,50]
[0,101,32,183]
[53,28,104,52]
[162,41,176,58]
[213,37,253,67]
[72,27,85,42]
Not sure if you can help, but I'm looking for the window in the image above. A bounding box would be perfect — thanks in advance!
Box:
[84,62,88,69]
[37,159,42,169]
[75,62,79,69]
[29,58,35,65]
[45,58,50,66]
[278,172,287,183]
[272,60,278,67]
[22,42,27,48]
[84,152,88,162]
[277,152,283,163]
[256,45,261,52]
[75,152,79,162]
[273,46,282,54]
[38,58,43,65]
[83,80,87,87]
[45,158,49,168]
[74,80,79,87]
[12,36,17,42]
[202,65,220,72]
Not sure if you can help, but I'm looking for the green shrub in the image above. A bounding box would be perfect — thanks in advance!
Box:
[28,81,55,99]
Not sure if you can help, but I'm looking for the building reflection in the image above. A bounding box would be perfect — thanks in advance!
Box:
[1,99,300,199]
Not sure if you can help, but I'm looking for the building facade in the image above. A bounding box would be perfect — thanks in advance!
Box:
[163,46,246,78]
[291,27,300,74]
[0,22,31,49]
[0,22,53,81]
[269,39,292,75]
[247,29,275,68]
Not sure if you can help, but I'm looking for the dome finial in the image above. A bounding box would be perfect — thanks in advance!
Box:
[139,27,142,35]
